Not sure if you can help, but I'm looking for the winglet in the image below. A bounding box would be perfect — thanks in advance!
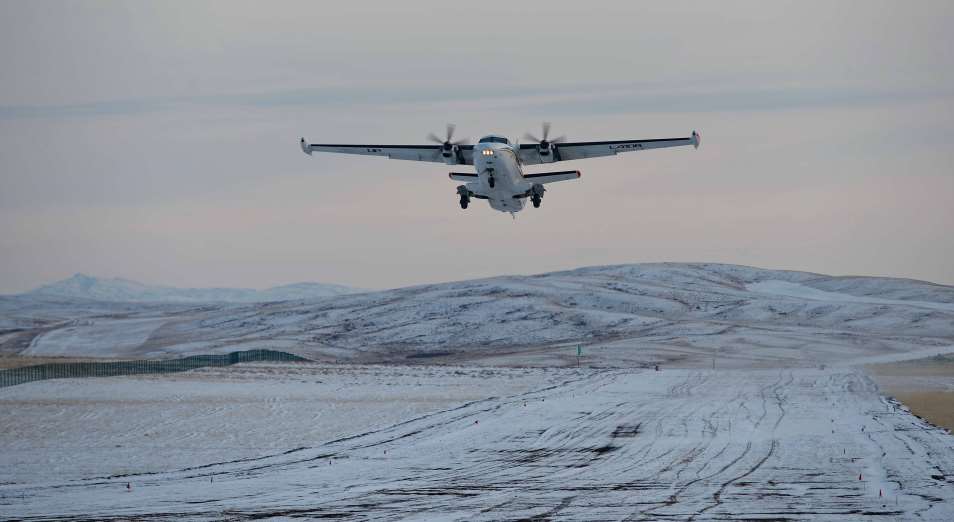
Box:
[691,130,700,149]
[300,137,312,155]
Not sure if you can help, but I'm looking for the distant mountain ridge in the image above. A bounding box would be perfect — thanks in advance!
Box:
[25,273,362,303]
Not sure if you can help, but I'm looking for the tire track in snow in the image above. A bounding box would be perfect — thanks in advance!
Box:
[689,439,777,521]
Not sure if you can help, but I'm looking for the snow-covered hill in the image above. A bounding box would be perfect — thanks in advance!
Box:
[24,273,362,303]
[14,263,954,364]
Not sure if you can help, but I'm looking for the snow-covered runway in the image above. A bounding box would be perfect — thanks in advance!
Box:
[3,367,952,520]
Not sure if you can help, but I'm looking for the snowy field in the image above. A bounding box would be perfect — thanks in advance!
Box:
[0,364,558,484]
[22,317,170,357]
[1,365,952,520]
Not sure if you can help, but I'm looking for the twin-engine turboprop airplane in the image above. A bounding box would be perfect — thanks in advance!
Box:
[300,123,699,214]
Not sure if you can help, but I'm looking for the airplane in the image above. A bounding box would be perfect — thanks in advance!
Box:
[300,123,700,214]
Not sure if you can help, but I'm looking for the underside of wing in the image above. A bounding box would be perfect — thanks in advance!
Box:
[518,131,699,164]
[301,138,475,165]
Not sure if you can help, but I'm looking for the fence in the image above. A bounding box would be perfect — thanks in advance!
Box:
[0,349,310,388]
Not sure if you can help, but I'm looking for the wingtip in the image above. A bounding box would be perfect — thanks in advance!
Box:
[691,130,700,149]
[300,137,312,155]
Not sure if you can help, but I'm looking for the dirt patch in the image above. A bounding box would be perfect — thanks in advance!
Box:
[867,355,954,378]
[867,354,954,432]
[889,391,954,432]
[405,351,454,360]
[0,355,118,369]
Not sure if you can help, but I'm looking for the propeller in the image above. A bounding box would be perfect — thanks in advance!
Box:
[523,122,566,155]
[427,124,468,155]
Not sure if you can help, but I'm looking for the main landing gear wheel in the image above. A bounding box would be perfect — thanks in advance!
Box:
[530,183,544,209]
[456,185,470,210]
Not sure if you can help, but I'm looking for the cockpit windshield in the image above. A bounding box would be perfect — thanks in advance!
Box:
[478,136,509,144]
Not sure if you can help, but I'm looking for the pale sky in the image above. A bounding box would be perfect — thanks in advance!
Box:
[2,0,953,293]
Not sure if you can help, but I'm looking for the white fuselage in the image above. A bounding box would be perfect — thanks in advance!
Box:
[470,141,532,213]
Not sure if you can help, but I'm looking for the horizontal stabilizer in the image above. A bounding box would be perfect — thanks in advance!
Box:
[449,172,479,182]
[523,170,581,184]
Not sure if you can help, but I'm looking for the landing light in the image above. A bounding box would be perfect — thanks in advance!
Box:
[481,149,494,156]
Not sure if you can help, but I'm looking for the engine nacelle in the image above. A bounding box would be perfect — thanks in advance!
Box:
[442,144,461,165]
[537,142,556,163]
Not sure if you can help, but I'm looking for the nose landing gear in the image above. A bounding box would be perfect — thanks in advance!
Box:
[484,168,496,188]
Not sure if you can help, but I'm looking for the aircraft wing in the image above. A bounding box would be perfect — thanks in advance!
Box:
[518,131,699,165]
[301,138,474,164]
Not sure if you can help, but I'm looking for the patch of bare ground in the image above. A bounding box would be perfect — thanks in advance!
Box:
[867,354,954,432]
[867,354,954,378]
[890,391,954,432]
[0,355,119,369]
